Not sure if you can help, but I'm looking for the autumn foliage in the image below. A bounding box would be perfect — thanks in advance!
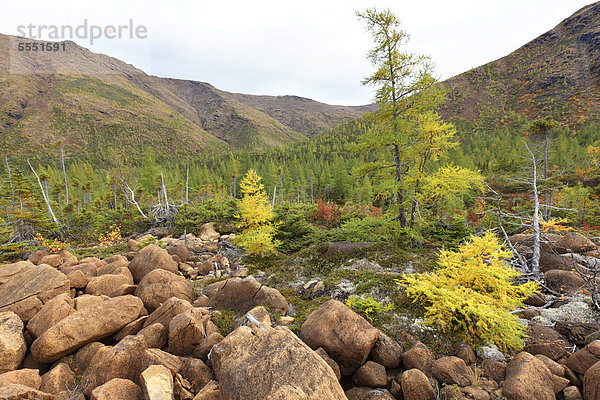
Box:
[398,231,539,351]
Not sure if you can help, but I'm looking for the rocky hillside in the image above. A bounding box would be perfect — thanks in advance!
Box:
[442,1,600,126]
[0,223,600,399]
[0,33,373,160]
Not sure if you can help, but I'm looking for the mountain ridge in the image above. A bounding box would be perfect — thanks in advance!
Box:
[0,33,374,161]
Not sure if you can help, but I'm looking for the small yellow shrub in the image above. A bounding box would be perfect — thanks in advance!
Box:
[234,169,280,255]
[398,231,539,351]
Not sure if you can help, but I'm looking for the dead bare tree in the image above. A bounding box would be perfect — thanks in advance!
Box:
[27,160,60,225]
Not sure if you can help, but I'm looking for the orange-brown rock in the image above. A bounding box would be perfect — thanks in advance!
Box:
[212,324,346,399]
[300,299,379,375]
[128,244,178,282]
[27,293,75,338]
[0,369,42,389]
[135,269,195,311]
[90,378,142,400]
[0,311,26,374]
[502,352,555,400]
[400,368,435,400]
[31,295,144,362]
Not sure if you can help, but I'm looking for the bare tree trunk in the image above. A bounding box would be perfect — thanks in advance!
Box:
[272,186,276,207]
[28,160,60,225]
[121,178,147,218]
[394,144,407,228]
[61,147,69,205]
[525,145,541,279]
[185,159,189,204]
[5,156,15,209]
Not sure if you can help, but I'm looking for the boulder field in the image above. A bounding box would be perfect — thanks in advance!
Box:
[0,227,598,399]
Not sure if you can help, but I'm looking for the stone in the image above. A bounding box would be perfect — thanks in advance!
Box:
[402,342,434,377]
[90,378,143,400]
[97,259,129,275]
[81,335,147,395]
[352,361,387,388]
[198,223,220,241]
[400,369,434,400]
[563,386,583,400]
[28,249,50,265]
[0,262,70,314]
[369,330,403,369]
[143,297,193,329]
[432,356,476,386]
[27,293,75,338]
[137,322,168,349]
[31,295,144,363]
[545,269,585,294]
[193,380,222,400]
[524,323,570,361]
[535,354,565,377]
[323,241,374,258]
[40,362,75,394]
[193,332,224,361]
[115,316,148,341]
[345,387,395,400]
[0,369,42,389]
[502,352,555,400]
[168,308,209,356]
[67,270,89,289]
[566,340,600,375]
[110,284,138,297]
[140,364,174,400]
[0,311,26,374]
[315,347,341,381]
[0,295,43,323]
[86,273,134,296]
[477,345,505,362]
[138,349,183,377]
[73,294,104,310]
[462,386,491,400]
[555,232,597,254]
[556,321,600,347]
[211,324,346,399]
[584,360,600,400]
[0,384,54,399]
[167,244,189,263]
[40,254,63,267]
[135,269,195,312]
[129,244,179,282]
[62,341,105,376]
[539,251,579,272]
[180,357,214,394]
[140,365,175,400]
[300,299,379,375]
[454,342,477,365]
[205,277,287,315]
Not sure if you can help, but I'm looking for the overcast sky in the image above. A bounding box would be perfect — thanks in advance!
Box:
[1,0,595,105]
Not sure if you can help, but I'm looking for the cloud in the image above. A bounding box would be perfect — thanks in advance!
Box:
[0,0,594,105]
